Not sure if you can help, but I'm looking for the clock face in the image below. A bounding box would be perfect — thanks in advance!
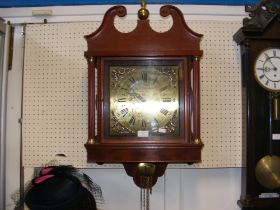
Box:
[105,59,182,138]
[254,48,280,92]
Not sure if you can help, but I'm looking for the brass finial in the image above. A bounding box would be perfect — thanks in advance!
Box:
[138,0,149,20]
[194,56,201,61]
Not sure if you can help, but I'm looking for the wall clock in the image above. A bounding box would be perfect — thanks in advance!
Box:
[233,0,280,209]
[84,1,203,194]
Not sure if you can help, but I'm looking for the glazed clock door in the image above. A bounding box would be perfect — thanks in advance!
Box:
[103,58,185,141]
[254,48,280,92]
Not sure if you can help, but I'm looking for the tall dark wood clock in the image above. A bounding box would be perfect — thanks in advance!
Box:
[84,3,203,189]
[233,0,280,209]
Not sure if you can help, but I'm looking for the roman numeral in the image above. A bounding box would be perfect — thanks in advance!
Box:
[141,120,147,128]
[162,98,172,102]
[129,76,135,84]
[274,82,277,89]
[117,98,127,102]
[141,72,148,82]
[120,108,128,117]
[259,74,265,79]
[266,80,269,86]
[129,116,136,125]
[160,85,169,92]
[273,50,276,57]
[160,108,169,116]
[121,87,129,91]
[257,68,264,71]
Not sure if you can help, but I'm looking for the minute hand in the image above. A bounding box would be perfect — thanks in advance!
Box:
[267,59,277,71]
[129,91,146,102]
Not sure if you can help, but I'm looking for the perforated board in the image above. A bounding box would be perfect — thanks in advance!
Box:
[23,19,242,168]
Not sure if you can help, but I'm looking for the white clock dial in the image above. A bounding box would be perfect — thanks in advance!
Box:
[254,48,280,92]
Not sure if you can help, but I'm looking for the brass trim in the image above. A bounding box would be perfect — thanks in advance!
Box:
[88,56,94,63]
[274,97,280,120]
[87,138,96,144]
[255,155,280,190]
[194,56,200,61]
[194,138,202,144]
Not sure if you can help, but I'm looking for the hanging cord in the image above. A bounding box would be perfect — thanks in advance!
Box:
[140,176,152,210]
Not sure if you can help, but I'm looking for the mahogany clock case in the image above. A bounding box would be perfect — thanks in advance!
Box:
[85,55,202,163]
[84,5,203,164]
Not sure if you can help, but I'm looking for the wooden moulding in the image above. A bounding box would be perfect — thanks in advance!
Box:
[86,143,202,163]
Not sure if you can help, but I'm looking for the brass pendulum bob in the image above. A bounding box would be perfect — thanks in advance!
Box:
[255,155,280,189]
[255,93,280,190]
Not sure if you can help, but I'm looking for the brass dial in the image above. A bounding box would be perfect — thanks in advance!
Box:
[109,63,180,137]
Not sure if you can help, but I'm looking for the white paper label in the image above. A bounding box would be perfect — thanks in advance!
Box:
[158,128,167,133]
[272,134,280,140]
[137,130,149,137]
[259,193,280,198]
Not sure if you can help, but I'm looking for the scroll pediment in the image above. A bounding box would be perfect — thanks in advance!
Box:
[85,5,202,57]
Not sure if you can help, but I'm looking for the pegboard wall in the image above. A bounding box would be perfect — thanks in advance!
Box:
[23,18,242,168]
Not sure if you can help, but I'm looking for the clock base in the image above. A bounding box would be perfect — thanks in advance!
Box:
[238,197,280,210]
[85,142,203,163]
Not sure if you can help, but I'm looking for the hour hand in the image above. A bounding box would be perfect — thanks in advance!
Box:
[129,91,146,102]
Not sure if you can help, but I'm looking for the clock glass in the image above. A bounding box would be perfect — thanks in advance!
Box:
[254,48,280,92]
[104,58,184,139]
